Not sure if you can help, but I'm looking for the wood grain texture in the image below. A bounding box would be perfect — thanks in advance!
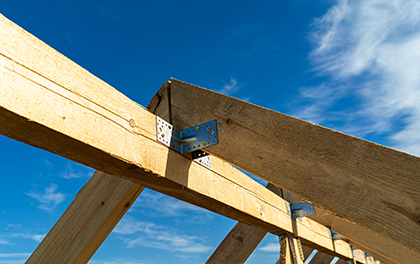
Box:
[206,185,305,264]
[206,222,266,264]
[282,190,410,264]
[206,185,315,264]
[278,236,293,264]
[353,249,367,264]
[158,78,420,263]
[366,256,375,264]
[0,14,352,259]
[26,171,144,264]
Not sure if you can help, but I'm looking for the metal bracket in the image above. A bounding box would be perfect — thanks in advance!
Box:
[290,202,315,218]
[192,150,212,170]
[330,230,345,240]
[157,116,218,154]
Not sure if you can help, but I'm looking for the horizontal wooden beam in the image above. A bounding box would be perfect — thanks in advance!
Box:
[0,14,352,259]
[281,190,405,264]
[206,185,316,264]
[155,78,420,264]
[26,171,144,264]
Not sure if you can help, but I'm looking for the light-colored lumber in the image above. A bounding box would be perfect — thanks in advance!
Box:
[365,255,375,264]
[278,236,293,264]
[152,78,420,264]
[206,185,314,264]
[0,14,352,259]
[26,171,144,264]
[353,249,366,264]
[281,190,402,264]
[206,222,266,264]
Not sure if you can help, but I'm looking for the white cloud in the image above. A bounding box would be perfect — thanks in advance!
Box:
[0,238,11,245]
[114,216,211,254]
[133,190,212,222]
[296,0,420,155]
[26,184,66,211]
[259,242,279,252]
[0,252,31,264]
[1,233,46,243]
[60,162,94,179]
[0,253,30,258]
[89,260,145,264]
[219,77,241,95]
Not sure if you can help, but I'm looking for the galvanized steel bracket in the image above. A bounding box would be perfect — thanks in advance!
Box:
[290,202,316,219]
[156,116,218,169]
[157,116,218,153]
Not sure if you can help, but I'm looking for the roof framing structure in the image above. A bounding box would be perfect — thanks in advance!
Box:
[0,13,417,264]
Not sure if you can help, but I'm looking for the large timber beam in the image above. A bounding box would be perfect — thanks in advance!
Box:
[0,14,352,259]
[205,185,317,264]
[150,78,420,264]
[281,190,397,264]
[26,172,144,263]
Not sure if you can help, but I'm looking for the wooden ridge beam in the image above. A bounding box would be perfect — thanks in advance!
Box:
[152,78,420,264]
[0,14,352,259]
[26,172,144,263]
[281,190,400,264]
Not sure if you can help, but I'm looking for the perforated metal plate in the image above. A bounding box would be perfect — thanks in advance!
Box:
[156,116,218,154]
[192,150,212,169]
[157,116,174,147]
[290,202,316,218]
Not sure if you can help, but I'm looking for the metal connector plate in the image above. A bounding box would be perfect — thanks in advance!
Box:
[290,202,315,218]
[157,116,218,154]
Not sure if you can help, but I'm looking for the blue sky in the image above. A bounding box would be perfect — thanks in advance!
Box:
[1,0,420,263]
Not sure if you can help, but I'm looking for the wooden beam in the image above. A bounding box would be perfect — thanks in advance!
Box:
[26,171,144,263]
[352,249,366,264]
[365,255,375,264]
[154,78,420,263]
[281,190,405,264]
[206,185,314,264]
[206,222,266,264]
[278,236,293,264]
[0,13,351,259]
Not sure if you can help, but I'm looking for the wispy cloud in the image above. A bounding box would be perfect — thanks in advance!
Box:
[59,162,93,179]
[132,190,212,223]
[259,242,279,252]
[0,252,31,264]
[114,216,212,254]
[89,260,145,264]
[26,184,66,211]
[0,253,31,264]
[0,253,30,258]
[0,238,11,245]
[1,232,46,243]
[295,0,420,155]
[219,77,242,95]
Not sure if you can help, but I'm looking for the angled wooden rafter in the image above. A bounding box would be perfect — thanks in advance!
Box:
[152,78,420,264]
[0,13,354,261]
[27,172,144,263]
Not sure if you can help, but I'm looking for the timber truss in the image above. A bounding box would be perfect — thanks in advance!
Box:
[0,13,419,264]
